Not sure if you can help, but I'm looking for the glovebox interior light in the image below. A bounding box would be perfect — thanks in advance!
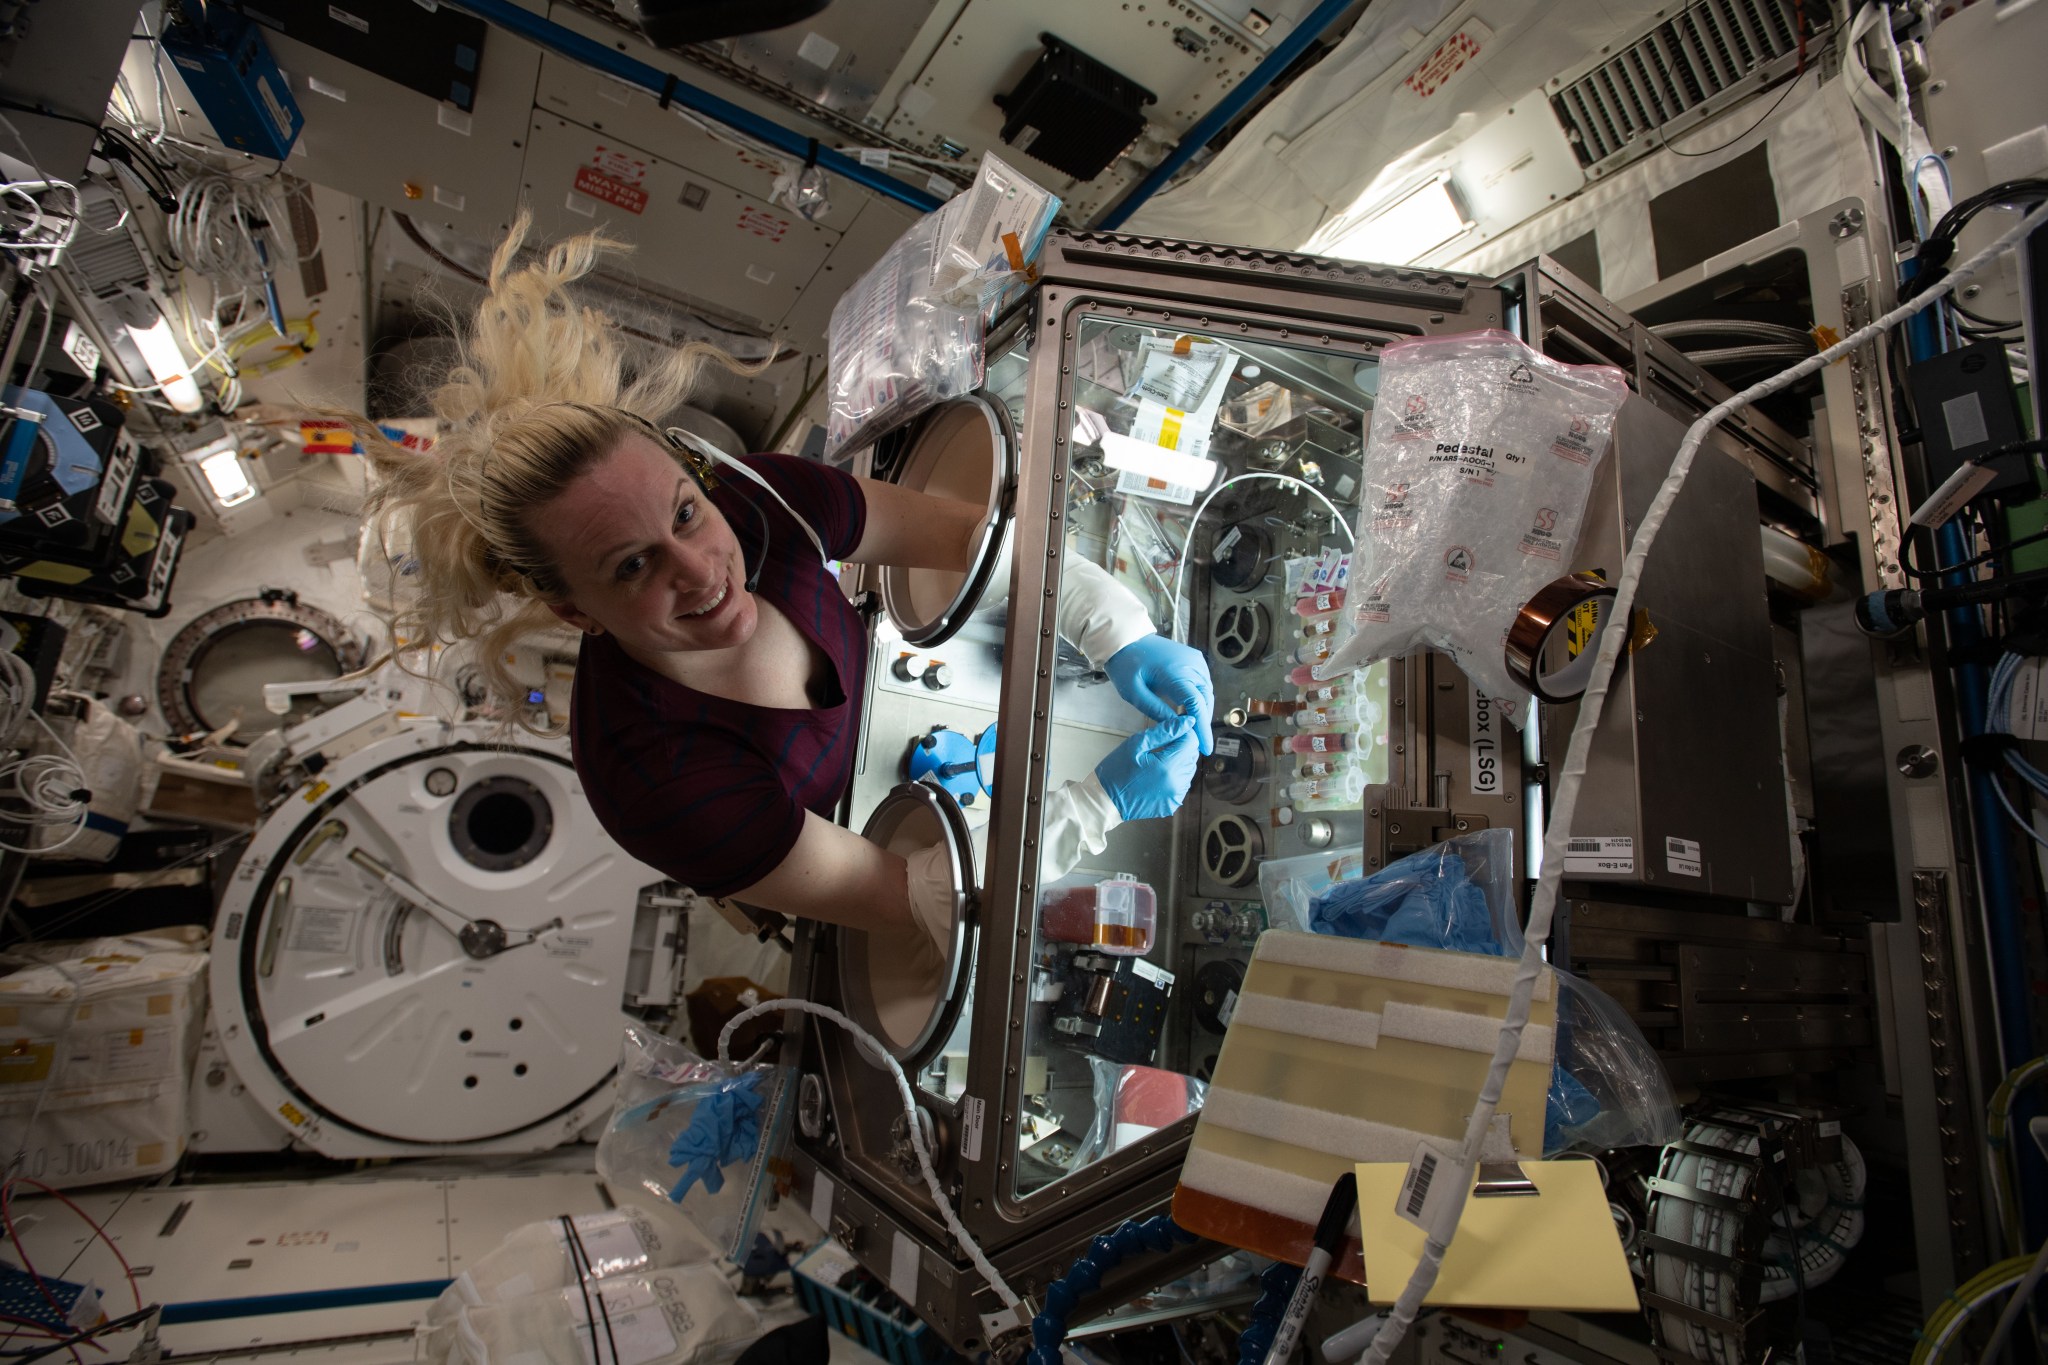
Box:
[1099,431,1219,492]
[1320,175,1473,266]
[187,436,256,506]
[124,314,204,414]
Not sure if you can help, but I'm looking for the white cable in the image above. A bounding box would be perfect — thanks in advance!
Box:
[716,997,1025,1317]
[1358,193,2048,1365]
[1168,472,1355,642]
[169,173,279,288]
[1976,1235,2048,1365]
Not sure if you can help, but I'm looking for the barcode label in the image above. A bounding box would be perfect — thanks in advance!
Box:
[1405,1153,1437,1217]
[1396,1141,1462,1234]
[1562,835,1634,875]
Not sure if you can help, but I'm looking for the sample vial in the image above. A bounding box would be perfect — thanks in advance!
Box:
[1288,770,1366,807]
[1285,731,1352,754]
[1294,589,1346,617]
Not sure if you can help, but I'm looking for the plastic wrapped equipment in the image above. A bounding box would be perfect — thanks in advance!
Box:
[1076,1059,1207,1166]
[594,1027,794,1262]
[1283,829,1679,1154]
[823,153,1058,463]
[1317,330,1629,727]
[822,212,983,464]
[423,1266,758,1365]
[424,1209,699,1323]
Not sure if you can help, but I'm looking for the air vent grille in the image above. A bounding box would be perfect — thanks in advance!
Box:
[64,191,150,300]
[1551,0,1822,170]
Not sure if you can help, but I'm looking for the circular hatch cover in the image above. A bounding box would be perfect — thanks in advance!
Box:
[157,593,361,740]
[210,721,665,1155]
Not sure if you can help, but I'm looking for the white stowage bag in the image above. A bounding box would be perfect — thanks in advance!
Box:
[424,1266,759,1365]
[424,1209,706,1326]
[1316,330,1629,727]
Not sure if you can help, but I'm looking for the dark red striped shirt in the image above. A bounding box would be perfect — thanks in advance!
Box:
[569,454,868,898]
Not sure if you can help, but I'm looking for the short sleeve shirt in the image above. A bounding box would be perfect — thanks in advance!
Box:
[569,454,868,897]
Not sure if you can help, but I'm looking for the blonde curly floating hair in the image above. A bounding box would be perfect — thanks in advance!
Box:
[342,214,751,731]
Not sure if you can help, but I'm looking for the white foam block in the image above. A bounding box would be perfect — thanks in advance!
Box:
[1200,1088,1526,1165]
[1178,1146,1341,1228]
[1227,994,1382,1050]
[1255,932,1553,1003]
[1379,1001,1554,1063]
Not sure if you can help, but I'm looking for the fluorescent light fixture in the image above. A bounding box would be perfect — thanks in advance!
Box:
[1320,175,1473,266]
[124,314,203,413]
[185,436,256,507]
[1099,431,1218,492]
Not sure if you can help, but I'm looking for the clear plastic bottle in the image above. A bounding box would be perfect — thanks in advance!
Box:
[1290,696,1373,729]
[1285,731,1352,755]
[1296,678,1352,707]
[1295,753,1349,780]
[1294,588,1346,617]
[1300,615,1340,640]
[1293,638,1334,667]
[1288,770,1366,806]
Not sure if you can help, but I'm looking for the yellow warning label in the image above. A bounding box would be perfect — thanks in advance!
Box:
[1564,601,1600,660]
[0,1040,52,1084]
[1158,407,1186,450]
[279,1101,308,1127]
[302,780,331,804]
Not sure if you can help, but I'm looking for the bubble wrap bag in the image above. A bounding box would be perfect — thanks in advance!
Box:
[1316,330,1628,726]
[425,1209,705,1326]
[423,1266,758,1365]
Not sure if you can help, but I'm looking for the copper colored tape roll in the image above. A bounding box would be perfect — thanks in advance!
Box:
[1505,572,1619,702]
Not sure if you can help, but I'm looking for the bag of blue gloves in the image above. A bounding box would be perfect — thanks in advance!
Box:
[595,1026,796,1262]
[1300,828,1680,1155]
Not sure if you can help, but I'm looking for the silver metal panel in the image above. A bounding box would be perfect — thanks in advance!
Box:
[256,11,541,235]
[714,2,946,124]
[1547,394,1793,903]
[519,111,842,330]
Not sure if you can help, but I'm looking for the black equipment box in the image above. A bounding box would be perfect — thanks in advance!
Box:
[1049,948,1173,1065]
[1908,339,2032,499]
[230,0,486,110]
[994,34,1155,182]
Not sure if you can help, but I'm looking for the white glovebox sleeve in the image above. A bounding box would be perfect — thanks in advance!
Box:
[1033,551,1152,884]
[1038,772,1123,886]
[1056,552,1154,669]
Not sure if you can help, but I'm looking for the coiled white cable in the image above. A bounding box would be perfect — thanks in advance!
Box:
[1359,194,2048,1365]
[169,173,280,288]
[716,997,1024,1319]
[0,655,89,856]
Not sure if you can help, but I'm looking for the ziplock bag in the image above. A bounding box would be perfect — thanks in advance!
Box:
[423,1266,758,1365]
[823,212,983,463]
[595,1026,795,1262]
[425,1209,702,1323]
[1316,330,1628,727]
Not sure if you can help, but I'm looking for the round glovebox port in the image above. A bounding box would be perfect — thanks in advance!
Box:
[449,777,554,871]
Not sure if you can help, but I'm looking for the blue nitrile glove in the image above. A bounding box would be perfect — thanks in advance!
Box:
[666,1072,767,1202]
[1094,714,1203,821]
[1104,636,1216,756]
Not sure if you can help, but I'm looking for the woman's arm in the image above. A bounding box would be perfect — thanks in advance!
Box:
[847,476,986,572]
[725,808,916,932]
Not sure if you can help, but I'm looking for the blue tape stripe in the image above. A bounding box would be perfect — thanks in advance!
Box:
[159,1280,451,1324]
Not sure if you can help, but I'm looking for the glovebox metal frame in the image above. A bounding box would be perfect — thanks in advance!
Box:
[786,231,1509,1351]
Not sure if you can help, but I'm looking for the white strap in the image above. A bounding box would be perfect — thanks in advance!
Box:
[666,427,829,565]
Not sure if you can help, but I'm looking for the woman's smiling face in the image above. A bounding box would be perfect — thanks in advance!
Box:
[533,432,759,656]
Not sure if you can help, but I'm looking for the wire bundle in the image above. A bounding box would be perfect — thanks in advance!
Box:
[0,658,85,858]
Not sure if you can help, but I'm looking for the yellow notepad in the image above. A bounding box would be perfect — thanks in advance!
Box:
[1356,1159,1639,1311]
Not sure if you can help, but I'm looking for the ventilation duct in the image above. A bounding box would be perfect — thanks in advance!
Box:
[1548,0,1829,177]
